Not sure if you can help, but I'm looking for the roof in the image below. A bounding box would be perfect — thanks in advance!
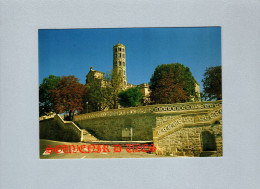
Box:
[114,42,125,47]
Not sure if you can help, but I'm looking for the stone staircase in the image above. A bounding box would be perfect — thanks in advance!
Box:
[154,105,222,140]
[82,129,99,142]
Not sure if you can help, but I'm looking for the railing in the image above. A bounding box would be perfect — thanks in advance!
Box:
[154,104,222,140]
[152,100,221,113]
[74,100,222,121]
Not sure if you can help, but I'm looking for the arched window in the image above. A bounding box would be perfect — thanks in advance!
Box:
[119,61,121,66]
[201,131,216,151]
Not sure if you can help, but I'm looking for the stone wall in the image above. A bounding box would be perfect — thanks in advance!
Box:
[155,122,222,157]
[74,113,155,141]
[40,115,83,142]
[153,102,222,157]
[74,101,222,156]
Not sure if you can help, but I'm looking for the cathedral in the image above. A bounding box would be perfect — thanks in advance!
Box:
[85,42,200,106]
[86,42,150,103]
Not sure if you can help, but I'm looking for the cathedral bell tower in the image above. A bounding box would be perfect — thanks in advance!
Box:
[113,42,127,88]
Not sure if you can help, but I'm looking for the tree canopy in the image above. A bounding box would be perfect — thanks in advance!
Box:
[39,75,61,116]
[103,69,124,109]
[149,63,196,104]
[201,66,222,100]
[51,75,85,120]
[118,87,143,107]
[85,69,123,112]
[85,75,107,112]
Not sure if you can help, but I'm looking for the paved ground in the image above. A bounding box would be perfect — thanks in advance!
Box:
[40,139,165,159]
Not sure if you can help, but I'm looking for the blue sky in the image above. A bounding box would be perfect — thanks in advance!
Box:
[39,27,221,88]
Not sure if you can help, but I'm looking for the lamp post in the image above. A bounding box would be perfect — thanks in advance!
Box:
[86,101,88,113]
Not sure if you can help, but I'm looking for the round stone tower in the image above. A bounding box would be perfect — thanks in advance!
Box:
[113,42,127,88]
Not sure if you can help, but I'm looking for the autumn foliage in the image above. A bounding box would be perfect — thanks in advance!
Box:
[150,63,196,104]
[151,71,189,104]
[51,76,85,120]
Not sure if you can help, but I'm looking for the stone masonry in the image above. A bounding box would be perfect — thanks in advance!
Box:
[74,100,222,157]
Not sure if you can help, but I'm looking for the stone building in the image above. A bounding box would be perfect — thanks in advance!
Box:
[191,81,201,102]
[138,83,151,104]
[113,42,127,89]
[86,42,150,96]
[85,42,201,108]
[86,66,104,84]
[86,42,130,89]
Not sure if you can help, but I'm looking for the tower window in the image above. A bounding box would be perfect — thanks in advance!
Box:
[118,53,121,57]
[119,61,121,66]
[123,62,125,66]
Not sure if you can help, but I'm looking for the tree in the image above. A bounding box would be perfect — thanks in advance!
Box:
[149,63,197,104]
[85,77,106,112]
[51,76,85,120]
[85,69,123,112]
[118,87,143,107]
[201,66,222,100]
[39,75,61,116]
[103,69,124,109]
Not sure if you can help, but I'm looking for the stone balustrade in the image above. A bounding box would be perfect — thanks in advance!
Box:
[154,104,222,140]
[153,102,222,157]
[74,100,222,121]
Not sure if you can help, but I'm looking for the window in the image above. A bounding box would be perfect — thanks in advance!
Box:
[123,62,125,66]
[118,53,121,57]
[119,48,121,51]
[119,61,121,66]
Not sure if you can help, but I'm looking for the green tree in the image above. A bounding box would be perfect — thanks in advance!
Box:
[51,76,85,120]
[201,66,222,100]
[103,69,124,109]
[118,87,143,107]
[85,77,106,112]
[84,69,123,112]
[149,63,197,104]
[39,75,61,116]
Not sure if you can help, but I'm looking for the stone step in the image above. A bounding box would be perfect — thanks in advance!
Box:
[81,129,99,142]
